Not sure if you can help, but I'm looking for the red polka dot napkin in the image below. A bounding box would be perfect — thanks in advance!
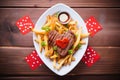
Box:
[85,16,102,37]
[25,50,43,70]
[16,16,34,34]
[82,46,100,67]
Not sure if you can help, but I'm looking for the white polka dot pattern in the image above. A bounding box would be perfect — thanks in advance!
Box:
[82,46,100,67]
[25,50,43,70]
[85,16,102,36]
[16,16,34,34]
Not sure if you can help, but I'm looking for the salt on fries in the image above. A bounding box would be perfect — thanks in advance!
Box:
[32,12,89,70]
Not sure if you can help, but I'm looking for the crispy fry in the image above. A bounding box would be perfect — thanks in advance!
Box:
[68,21,78,30]
[64,59,68,66]
[38,35,42,52]
[50,54,58,59]
[58,58,64,64]
[71,30,77,34]
[53,58,56,68]
[71,56,75,61]
[55,55,70,70]
[56,22,68,31]
[80,40,86,44]
[81,33,90,38]
[68,54,72,65]
[47,47,54,57]
[44,35,48,56]
[32,29,46,34]
[73,27,82,50]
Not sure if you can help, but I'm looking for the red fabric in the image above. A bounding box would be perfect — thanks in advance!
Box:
[16,16,34,34]
[82,46,100,67]
[25,50,43,70]
[85,16,102,36]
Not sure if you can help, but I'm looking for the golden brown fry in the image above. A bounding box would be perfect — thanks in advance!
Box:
[68,55,72,65]
[53,58,56,68]
[47,47,54,57]
[58,27,63,34]
[80,40,86,44]
[69,26,72,30]
[69,20,77,25]
[55,55,70,70]
[50,54,58,59]
[81,33,90,38]
[42,15,52,28]
[68,21,78,30]
[50,16,58,30]
[32,29,46,34]
[71,56,75,61]
[71,30,77,34]
[56,22,68,31]
[73,27,82,50]
[55,26,64,34]
[58,58,64,64]
[64,59,68,66]
[38,35,42,52]
[44,35,48,56]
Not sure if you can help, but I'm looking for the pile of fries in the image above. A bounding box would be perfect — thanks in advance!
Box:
[32,12,89,70]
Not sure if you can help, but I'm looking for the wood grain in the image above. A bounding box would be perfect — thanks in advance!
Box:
[0,75,120,80]
[0,0,120,7]
[0,0,120,79]
[0,8,120,47]
[0,47,120,75]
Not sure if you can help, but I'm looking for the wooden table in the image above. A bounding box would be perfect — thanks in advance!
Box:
[0,0,120,80]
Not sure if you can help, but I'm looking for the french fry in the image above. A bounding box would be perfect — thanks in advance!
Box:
[81,33,90,38]
[56,22,68,31]
[71,56,75,61]
[32,29,46,35]
[58,58,64,64]
[58,27,63,34]
[64,59,68,66]
[44,35,48,56]
[50,53,58,59]
[68,54,72,65]
[56,55,70,70]
[47,47,54,57]
[50,16,58,30]
[53,58,56,68]
[73,27,82,50]
[80,40,86,44]
[69,20,77,25]
[68,21,78,30]
[71,30,77,34]
[38,35,42,52]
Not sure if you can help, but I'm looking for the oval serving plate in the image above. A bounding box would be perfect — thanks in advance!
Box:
[33,3,88,76]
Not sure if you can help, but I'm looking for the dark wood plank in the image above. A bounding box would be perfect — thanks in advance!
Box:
[0,8,120,47]
[0,47,120,75]
[0,0,120,7]
[0,75,120,80]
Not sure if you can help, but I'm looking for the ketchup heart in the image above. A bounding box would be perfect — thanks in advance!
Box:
[56,38,69,49]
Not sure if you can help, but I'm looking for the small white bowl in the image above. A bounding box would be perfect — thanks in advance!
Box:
[58,11,71,24]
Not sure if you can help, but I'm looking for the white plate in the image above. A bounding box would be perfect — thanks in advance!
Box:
[33,3,88,76]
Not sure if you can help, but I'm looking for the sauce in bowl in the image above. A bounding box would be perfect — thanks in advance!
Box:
[58,12,71,24]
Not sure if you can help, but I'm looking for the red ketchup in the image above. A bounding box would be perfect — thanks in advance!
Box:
[56,38,69,49]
